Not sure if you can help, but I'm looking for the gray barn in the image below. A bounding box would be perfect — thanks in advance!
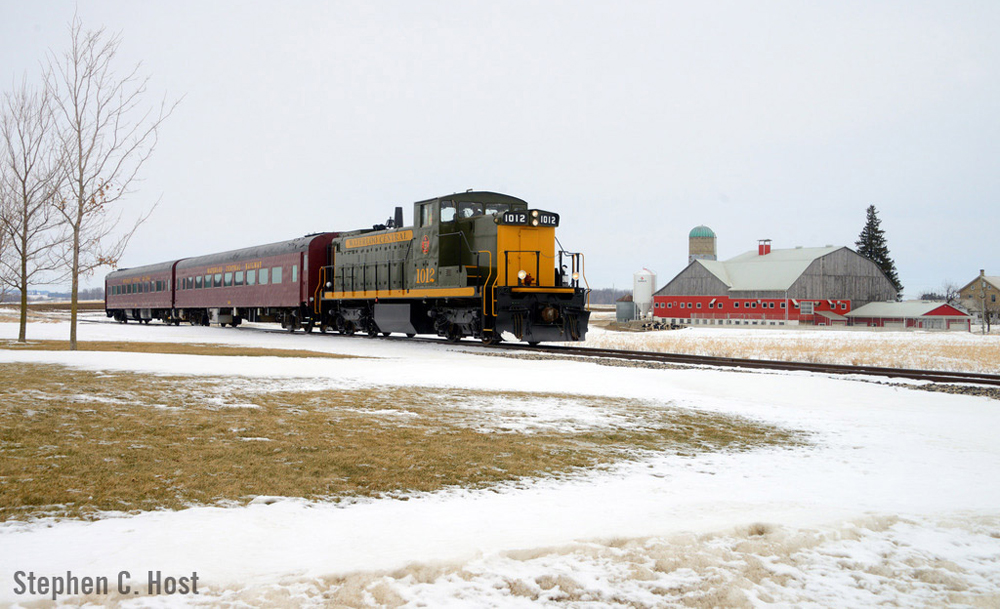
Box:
[655,245,897,306]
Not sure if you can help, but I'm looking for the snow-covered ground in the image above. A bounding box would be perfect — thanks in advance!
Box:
[2,316,1000,606]
[578,319,1000,373]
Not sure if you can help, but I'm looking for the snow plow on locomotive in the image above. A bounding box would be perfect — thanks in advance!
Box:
[105,191,590,344]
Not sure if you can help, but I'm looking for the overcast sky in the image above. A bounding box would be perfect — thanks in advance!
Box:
[3,1,998,295]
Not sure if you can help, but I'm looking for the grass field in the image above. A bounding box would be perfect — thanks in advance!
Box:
[0,359,800,521]
[581,324,1000,373]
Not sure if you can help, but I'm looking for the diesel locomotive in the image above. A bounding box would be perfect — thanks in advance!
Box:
[105,191,590,344]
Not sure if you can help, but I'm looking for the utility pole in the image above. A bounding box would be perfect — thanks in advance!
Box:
[980,269,987,335]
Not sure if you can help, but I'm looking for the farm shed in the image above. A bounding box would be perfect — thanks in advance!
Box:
[846,301,971,330]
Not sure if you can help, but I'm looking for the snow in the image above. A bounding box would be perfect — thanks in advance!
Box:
[2,315,1000,606]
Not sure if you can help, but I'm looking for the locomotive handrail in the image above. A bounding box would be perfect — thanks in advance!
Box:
[476,249,495,319]
[502,250,542,287]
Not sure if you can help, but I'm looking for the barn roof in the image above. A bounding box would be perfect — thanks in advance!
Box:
[846,301,971,318]
[693,246,843,291]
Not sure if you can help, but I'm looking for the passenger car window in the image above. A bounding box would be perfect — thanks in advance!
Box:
[272,267,282,283]
[246,269,256,286]
[235,271,244,286]
[440,201,456,222]
[214,274,222,288]
[224,272,233,287]
[195,276,202,289]
[260,268,269,285]
[292,265,297,283]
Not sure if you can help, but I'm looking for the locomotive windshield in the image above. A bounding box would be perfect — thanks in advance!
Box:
[441,200,512,221]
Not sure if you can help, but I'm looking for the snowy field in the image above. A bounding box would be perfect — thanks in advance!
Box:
[580,315,1000,374]
[2,314,1000,606]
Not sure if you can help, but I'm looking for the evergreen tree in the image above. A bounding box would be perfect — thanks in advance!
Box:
[855,205,903,297]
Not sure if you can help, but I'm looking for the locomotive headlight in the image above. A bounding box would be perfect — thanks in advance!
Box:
[572,272,579,280]
[531,219,539,226]
[531,210,539,218]
[517,270,527,280]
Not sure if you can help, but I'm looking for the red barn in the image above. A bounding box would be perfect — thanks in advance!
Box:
[653,239,898,327]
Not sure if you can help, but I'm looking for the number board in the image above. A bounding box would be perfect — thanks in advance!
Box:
[500,210,560,227]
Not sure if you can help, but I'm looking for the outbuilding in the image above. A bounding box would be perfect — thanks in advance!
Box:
[846,301,971,330]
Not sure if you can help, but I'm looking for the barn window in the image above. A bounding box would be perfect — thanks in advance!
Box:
[667,302,672,308]
[272,267,283,283]
[260,268,269,285]
[734,302,740,308]
[696,303,702,309]
[247,269,256,286]
[780,302,786,309]
[235,271,244,286]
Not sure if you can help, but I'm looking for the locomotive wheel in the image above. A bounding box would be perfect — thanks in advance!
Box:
[406,333,416,338]
[319,323,329,334]
[382,331,391,337]
[446,326,462,343]
[366,325,379,338]
[343,321,356,336]
[304,321,314,334]
[482,333,501,345]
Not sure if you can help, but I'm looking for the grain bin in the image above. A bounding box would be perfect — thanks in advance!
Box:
[633,268,656,317]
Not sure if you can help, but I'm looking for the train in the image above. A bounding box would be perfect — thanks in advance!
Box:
[105,191,590,344]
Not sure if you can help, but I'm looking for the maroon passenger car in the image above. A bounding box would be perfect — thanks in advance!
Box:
[105,261,180,323]
[171,233,337,329]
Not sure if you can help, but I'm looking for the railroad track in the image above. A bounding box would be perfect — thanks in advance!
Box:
[76,313,1000,387]
[499,343,1000,387]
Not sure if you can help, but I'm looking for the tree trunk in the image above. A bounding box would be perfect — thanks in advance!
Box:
[70,222,80,350]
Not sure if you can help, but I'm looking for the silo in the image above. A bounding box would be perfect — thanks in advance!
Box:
[633,268,656,317]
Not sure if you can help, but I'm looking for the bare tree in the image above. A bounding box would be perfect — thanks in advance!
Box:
[0,78,64,342]
[46,15,175,349]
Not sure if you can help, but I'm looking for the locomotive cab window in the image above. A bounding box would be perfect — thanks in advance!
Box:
[420,203,433,227]
[458,202,483,218]
[485,203,508,216]
[440,201,456,223]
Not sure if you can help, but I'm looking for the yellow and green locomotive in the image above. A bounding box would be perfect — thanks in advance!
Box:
[317,191,589,344]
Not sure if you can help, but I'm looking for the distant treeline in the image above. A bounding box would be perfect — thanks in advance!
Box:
[1,287,105,303]
[588,288,632,305]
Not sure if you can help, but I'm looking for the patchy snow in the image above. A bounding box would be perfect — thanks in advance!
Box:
[573,323,1000,373]
[2,315,1000,606]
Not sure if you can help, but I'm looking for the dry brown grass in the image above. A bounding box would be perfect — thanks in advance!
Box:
[586,331,1000,373]
[0,340,355,359]
[0,363,799,522]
